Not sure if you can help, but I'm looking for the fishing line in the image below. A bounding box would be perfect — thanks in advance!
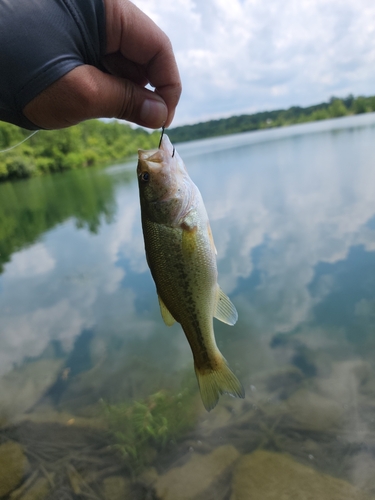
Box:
[0,130,39,153]
[158,126,165,148]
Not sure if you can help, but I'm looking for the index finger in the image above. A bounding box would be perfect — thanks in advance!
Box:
[104,0,181,127]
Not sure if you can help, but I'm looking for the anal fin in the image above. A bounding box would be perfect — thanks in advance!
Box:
[214,286,238,326]
[158,294,176,326]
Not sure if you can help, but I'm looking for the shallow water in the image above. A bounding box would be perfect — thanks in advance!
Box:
[1,114,375,499]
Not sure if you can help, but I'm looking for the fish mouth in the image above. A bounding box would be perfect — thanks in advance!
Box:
[137,133,184,183]
[138,149,158,161]
[138,133,174,163]
[137,149,164,177]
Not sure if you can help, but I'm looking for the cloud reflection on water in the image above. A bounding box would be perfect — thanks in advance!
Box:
[0,117,374,392]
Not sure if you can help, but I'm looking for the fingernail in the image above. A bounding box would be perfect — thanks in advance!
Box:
[140,99,167,127]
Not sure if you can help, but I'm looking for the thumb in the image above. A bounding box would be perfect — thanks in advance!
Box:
[23,65,168,129]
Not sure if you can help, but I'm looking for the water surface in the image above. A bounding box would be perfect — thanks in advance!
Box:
[1,114,375,498]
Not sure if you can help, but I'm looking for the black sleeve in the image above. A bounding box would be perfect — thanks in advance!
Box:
[0,0,106,129]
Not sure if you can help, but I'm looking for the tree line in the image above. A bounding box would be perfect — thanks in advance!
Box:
[0,120,159,182]
[1,94,374,183]
[168,94,375,143]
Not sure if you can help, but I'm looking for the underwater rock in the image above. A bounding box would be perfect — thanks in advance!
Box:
[0,441,29,497]
[18,477,51,500]
[230,450,372,500]
[102,476,132,500]
[155,445,240,500]
[286,388,342,431]
[0,359,64,419]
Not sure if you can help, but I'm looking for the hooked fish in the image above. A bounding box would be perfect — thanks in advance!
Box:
[137,133,244,411]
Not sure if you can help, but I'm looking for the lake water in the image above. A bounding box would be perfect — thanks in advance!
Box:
[1,114,375,499]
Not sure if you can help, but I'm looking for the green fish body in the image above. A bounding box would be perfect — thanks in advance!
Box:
[137,134,244,411]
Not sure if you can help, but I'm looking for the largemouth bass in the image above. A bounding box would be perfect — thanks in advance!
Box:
[137,134,244,411]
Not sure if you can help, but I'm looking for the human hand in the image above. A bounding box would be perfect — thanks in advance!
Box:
[23,0,181,130]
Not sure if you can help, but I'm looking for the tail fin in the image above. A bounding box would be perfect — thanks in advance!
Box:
[194,360,245,411]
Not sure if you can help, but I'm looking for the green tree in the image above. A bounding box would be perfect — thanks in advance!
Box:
[328,99,348,118]
[0,120,159,182]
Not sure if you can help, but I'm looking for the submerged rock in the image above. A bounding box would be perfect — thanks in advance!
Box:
[0,440,29,497]
[286,388,342,431]
[155,445,240,500]
[18,477,51,500]
[230,450,372,500]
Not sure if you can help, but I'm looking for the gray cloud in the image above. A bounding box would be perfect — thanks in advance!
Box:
[135,0,375,124]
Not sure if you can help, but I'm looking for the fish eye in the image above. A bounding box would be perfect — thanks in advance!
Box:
[141,172,150,182]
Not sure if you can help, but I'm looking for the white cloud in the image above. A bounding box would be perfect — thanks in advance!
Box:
[0,300,87,377]
[133,0,375,125]
[4,243,55,278]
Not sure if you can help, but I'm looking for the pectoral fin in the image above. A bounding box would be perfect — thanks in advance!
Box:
[214,286,238,325]
[158,294,176,326]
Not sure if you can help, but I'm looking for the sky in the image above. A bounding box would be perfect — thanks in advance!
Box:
[134,0,375,126]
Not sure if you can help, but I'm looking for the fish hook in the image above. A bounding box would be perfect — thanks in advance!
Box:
[159,126,175,157]
[158,126,165,149]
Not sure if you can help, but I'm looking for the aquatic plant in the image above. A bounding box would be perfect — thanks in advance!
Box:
[101,388,197,473]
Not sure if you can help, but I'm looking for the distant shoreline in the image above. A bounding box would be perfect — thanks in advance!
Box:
[168,94,375,144]
[174,112,375,160]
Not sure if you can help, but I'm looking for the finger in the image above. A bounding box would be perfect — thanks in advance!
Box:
[23,65,168,129]
[105,0,181,127]
[101,52,148,86]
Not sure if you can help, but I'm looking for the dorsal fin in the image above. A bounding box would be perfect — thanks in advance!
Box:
[214,287,238,325]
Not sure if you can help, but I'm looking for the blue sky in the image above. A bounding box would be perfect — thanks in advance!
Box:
[135,0,375,126]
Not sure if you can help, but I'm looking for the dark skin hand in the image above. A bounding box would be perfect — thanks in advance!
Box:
[23,0,181,130]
